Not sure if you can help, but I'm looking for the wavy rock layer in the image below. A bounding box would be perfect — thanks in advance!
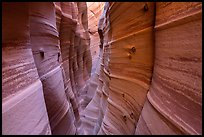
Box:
[2,2,91,135]
[29,2,77,135]
[87,2,105,75]
[2,2,51,135]
[85,2,155,135]
[77,2,105,135]
[2,2,202,135]
[88,2,202,135]
[135,2,202,135]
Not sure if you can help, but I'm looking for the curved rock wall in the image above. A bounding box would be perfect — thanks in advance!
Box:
[87,2,105,75]
[2,2,91,135]
[54,2,93,133]
[96,2,155,135]
[135,2,202,135]
[91,2,202,135]
[29,2,77,135]
[77,2,105,135]
[2,2,202,135]
[2,2,51,135]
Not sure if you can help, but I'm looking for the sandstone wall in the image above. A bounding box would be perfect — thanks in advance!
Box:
[76,2,105,135]
[2,2,91,135]
[29,2,77,134]
[89,2,202,135]
[96,2,155,135]
[2,2,51,135]
[2,2,202,135]
[135,2,202,135]
[87,2,105,74]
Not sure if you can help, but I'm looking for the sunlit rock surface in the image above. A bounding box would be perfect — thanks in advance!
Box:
[82,2,202,135]
[2,2,202,135]
[135,2,202,135]
[87,2,155,135]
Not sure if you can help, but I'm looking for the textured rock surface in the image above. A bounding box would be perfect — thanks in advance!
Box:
[29,2,77,134]
[54,2,93,134]
[2,2,51,135]
[2,2,91,135]
[55,2,79,129]
[2,2,202,135]
[135,2,202,135]
[76,2,105,135]
[85,2,155,135]
[81,2,202,135]
[87,2,105,75]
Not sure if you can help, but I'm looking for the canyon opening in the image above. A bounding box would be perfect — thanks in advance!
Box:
[2,2,202,135]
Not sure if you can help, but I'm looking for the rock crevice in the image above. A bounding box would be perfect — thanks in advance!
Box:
[2,2,202,135]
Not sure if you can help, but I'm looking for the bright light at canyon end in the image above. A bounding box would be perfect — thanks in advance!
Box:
[2,2,202,135]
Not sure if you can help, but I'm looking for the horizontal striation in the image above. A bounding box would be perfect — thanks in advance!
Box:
[96,2,155,135]
[136,2,202,135]
[30,2,76,135]
[109,2,155,40]
[2,80,51,135]
[2,3,52,135]
[2,43,39,100]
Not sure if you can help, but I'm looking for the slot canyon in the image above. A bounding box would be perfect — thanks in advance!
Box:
[2,2,202,135]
